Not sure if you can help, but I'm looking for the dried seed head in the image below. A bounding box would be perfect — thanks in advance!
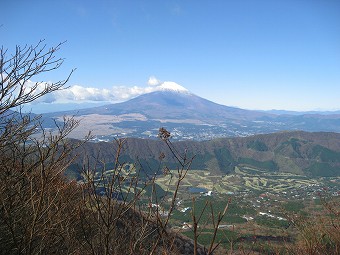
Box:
[158,127,171,140]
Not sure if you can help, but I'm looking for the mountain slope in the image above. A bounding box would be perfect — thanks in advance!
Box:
[70,131,340,178]
[72,90,272,123]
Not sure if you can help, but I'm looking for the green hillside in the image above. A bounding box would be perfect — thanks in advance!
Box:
[70,131,340,178]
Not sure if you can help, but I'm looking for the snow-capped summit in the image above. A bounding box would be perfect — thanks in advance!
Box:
[156,81,190,94]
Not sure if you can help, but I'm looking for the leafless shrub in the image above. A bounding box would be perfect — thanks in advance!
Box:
[0,41,87,254]
[281,193,340,255]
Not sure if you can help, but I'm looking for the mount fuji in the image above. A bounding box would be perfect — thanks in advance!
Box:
[67,85,270,123]
[44,85,340,140]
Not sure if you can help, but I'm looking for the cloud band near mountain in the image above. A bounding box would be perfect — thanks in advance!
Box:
[25,77,186,105]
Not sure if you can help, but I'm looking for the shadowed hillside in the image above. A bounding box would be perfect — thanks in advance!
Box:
[69,131,340,179]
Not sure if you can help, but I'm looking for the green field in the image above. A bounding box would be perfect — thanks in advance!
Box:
[155,166,320,194]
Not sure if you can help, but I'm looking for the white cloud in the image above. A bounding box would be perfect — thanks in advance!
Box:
[147,76,161,86]
[24,81,119,104]
[24,77,189,105]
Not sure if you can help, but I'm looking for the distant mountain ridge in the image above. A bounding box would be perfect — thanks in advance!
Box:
[265,109,340,116]
[69,131,340,178]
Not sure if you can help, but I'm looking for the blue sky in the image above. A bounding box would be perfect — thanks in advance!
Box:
[2,0,340,112]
